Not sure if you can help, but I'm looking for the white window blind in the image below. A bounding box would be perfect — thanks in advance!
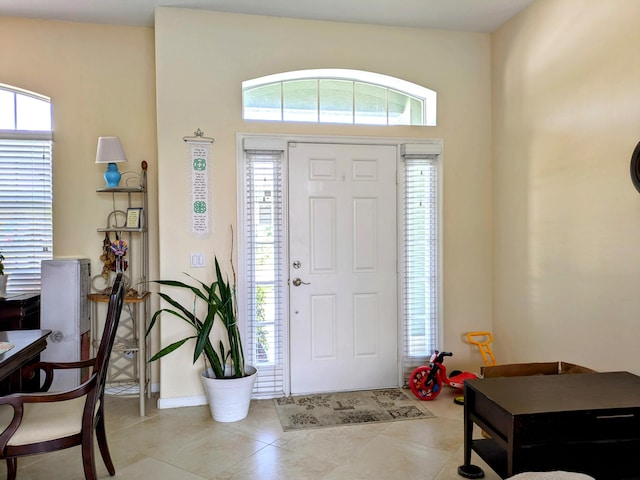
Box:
[242,143,286,398]
[401,153,439,384]
[0,136,53,291]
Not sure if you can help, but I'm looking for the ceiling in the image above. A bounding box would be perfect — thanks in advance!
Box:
[0,0,535,32]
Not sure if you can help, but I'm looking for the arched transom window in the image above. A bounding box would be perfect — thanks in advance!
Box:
[243,69,436,126]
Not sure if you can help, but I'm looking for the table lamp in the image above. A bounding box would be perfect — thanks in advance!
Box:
[95,136,127,187]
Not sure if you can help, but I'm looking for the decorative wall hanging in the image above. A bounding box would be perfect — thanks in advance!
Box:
[183,129,215,236]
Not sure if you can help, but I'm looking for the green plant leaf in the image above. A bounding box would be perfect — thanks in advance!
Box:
[148,337,195,362]
[193,305,216,365]
[147,255,247,379]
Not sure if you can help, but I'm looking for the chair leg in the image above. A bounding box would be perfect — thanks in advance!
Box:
[96,413,115,476]
[81,432,98,480]
[6,458,16,480]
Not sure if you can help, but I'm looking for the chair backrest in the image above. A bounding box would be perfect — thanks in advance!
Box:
[92,273,125,397]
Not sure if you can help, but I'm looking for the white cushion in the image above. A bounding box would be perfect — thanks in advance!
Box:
[0,395,87,446]
[509,473,595,480]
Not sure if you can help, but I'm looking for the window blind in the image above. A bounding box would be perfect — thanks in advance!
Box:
[0,136,53,291]
[401,155,439,385]
[242,147,286,398]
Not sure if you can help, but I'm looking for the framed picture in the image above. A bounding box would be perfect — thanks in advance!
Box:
[126,208,142,228]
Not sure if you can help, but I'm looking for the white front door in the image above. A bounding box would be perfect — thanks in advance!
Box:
[288,142,398,394]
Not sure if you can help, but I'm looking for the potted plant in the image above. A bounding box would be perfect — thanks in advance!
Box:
[0,251,7,297]
[146,256,257,422]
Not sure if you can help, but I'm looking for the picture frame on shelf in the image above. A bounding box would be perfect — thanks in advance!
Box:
[126,208,142,228]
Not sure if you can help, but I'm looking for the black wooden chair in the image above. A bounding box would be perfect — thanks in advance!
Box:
[0,273,125,480]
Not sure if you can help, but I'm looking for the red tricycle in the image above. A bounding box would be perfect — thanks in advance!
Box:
[409,350,478,400]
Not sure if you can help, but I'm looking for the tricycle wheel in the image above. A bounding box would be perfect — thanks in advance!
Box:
[409,366,442,400]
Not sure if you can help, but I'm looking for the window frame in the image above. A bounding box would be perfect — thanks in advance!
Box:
[243,69,437,126]
[237,134,442,397]
[237,136,288,398]
[0,84,53,292]
[399,144,443,383]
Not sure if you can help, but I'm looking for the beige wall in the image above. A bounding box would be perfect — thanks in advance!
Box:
[155,8,494,400]
[6,0,638,404]
[0,17,160,380]
[492,0,640,371]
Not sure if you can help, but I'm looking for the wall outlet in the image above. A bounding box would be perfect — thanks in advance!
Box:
[190,252,205,268]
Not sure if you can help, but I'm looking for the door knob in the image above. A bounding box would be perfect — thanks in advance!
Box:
[292,277,310,287]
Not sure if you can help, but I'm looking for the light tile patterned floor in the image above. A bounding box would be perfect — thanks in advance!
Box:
[0,389,502,480]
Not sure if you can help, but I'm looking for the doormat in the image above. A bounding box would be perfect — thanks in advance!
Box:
[274,388,435,431]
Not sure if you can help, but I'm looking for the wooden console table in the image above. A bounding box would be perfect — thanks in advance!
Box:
[0,329,50,381]
[0,292,40,330]
[0,293,42,392]
[459,371,640,479]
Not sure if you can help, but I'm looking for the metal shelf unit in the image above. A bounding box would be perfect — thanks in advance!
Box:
[90,163,150,416]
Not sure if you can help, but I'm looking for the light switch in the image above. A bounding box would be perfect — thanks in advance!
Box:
[190,252,205,268]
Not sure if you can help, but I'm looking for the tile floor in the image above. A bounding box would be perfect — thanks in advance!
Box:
[1,388,502,480]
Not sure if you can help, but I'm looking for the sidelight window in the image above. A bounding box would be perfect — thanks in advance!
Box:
[400,144,441,383]
[239,138,287,397]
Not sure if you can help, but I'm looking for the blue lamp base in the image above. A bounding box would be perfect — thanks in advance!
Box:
[104,162,121,187]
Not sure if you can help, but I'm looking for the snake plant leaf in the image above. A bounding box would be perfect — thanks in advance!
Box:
[148,255,248,379]
[148,336,196,362]
[194,304,217,364]
[154,279,209,303]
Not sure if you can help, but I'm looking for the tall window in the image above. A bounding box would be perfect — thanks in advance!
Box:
[0,84,53,292]
[243,69,437,126]
[400,145,441,383]
[239,138,287,398]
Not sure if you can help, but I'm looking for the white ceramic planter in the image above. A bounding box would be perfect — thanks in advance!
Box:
[200,366,258,422]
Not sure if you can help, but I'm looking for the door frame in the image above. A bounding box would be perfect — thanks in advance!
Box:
[236,133,444,397]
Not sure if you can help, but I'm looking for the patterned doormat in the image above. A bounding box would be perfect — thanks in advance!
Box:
[274,388,435,431]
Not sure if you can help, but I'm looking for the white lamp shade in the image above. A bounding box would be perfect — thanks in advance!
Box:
[95,137,127,164]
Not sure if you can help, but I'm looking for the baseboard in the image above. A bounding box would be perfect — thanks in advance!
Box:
[157,394,208,409]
